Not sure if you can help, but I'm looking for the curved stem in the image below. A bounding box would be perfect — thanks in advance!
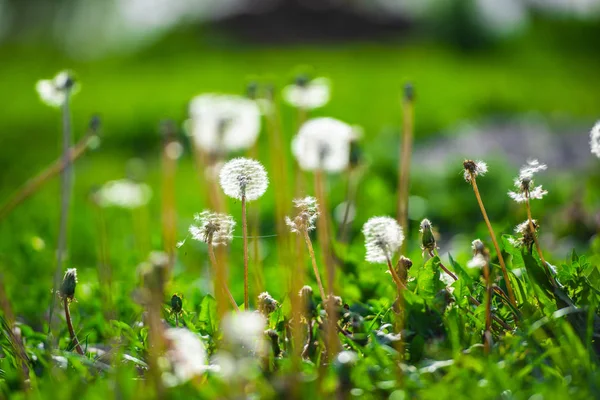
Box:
[63,297,84,355]
[428,250,458,281]
[302,230,327,301]
[470,177,517,307]
[386,255,406,294]
[242,195,249,309]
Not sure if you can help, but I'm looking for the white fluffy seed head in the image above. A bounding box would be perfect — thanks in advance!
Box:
[590,121,600,158]
[189,211,236,247]
[221,311,267,356]
[462,160,488,182]
[508,159,548,203]
[219,158,268,201]
[285,196,319,234]
[282,77,330,110]
[96,179,152,209]
[36,71,76,108]
[509,219,538,248]
[362,216,404,264]
[162,328,207,386]
[292,117,356,173]
[187,94,261,153]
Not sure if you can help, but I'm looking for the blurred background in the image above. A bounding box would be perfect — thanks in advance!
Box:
[1,0,599,320]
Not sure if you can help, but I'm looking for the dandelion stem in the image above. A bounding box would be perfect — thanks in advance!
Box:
[428,250,458,281]
[397,85,414,254]
[208,241,240,313]
[386,255,406,295]
[161,122,177,272]
[314,170,335,294]
[525,197,558,287]
[469,177,517,307]
[483,261,492,354]
[302,230,327,301]
[242,195,249,309]
[63,297,84,355]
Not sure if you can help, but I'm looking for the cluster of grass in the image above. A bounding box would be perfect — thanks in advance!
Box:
[1,21,600,400]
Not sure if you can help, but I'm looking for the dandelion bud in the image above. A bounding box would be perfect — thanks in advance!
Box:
[219,158,268,201]
[508,160,548,203]
[299,285,315,318]
[420,219,437,253]
[463,159,488,183]
[60,268,77,300]
[590,121,600,158]
[292,117,355,173]
[171,294,183,314]
[265,329,281,357]
[257,292,278,316]
[189,210,235,246]
[283,76,330,110]
[362,216,404,264]
[285,196,319,234]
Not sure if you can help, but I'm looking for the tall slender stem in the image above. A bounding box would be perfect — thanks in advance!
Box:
[48,92,72,338]
[314,170,334,295]
[385,255,405,295]
[242,195,249,309]
[302,230,327,301]
[161,123,177,272]
[397,85,414,255]
[483,261,492,354]
[208,242,240,313]
[63,298,84,355]
[525,197,558,287]
[470,177,517,307]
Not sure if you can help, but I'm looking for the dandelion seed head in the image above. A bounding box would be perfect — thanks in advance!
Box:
[510,219,538,249]
[463,160,488,182]
[257,292,278,316]
[222,311,267,356]
[292,117,356,173]
[96,179,152,209]
[590,121,600,158]
[362,216,404,264]
[219,158,268,201]
[467,254,487,269]
[285,196,319,234]
[468,239,489,269]
[163,328,207,386]
[282,77,330,110]
[36,71,76,108]
[508,160,547,203]
[187,94,261,153]
[189,211,235,247]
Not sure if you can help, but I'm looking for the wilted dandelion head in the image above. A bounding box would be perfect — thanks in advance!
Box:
[590,121,600,158]
[257,292,278,316]
[292,117,357,173]
[60,268,77,300]
[467,239,489,269]
[362,216,404,264]
[95,179,152,209]
[187,94,261,153]
[219,158,268,201]
[508,220,538,250]
[222,311,267,356]
[462,160,488,183]
[189,211,235,247]
[36,70,77,108]
[420,218,437,253]
[162,328,207,387]
[285,196,319,234]
[508,159,548,203]
[282,77,330,110]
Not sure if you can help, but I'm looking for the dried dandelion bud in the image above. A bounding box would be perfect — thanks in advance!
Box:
[299,285,315,318]
[219,158,268,201]
[285,196,319,234]
[420,219,437,253]
[468,239,489,269]
[292,117,356,173]
[282,76,330,110]
[463,159,488,183]
[36,70,77,107]
[187,94,261,153]
[257,292,278,316]
[171,294,183,314]
[299,285,313,298]
[396,256,413,281]
[163,328,207,386]
[362,216,404,264]
[508,220,539,250]
[60,268,77,300]
[508,160,548,203]
[189,211,235,246]
[590,121,600,158]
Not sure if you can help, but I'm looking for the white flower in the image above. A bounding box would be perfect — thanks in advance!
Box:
[96,179,152,209]
[187,94,261,153]
[282,77,330,110]
[590,121,600,158]
[362,216,404,264]
[221,311,267,356]
[292,117,356,172]
[189,211,236,246]
[463,160,488,182]
[508,159,548,203]
[162,328,207,386]
[285,196,319,233]
[36,71,76,108]
[219,158,268,201]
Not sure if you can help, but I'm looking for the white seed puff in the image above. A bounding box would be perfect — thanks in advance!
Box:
[189,211,235,246]
[36,70,76,108]
[219,158,269,201]
[590,121,600,158]
[362,216,404,264]
[282,77,330,110]
[285,196,319,234]
[508,159,548,203]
